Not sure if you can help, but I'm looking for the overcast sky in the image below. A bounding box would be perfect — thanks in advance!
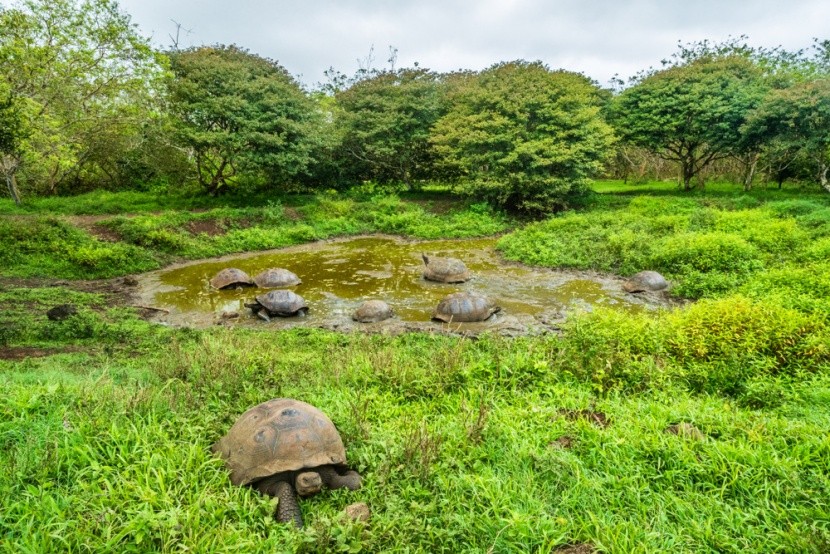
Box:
[117,0,828,88]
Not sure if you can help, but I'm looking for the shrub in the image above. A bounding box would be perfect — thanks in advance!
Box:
[664,295,828,377]
[650,232,761,274]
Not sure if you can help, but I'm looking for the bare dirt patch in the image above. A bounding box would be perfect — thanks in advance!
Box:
[283,207,303,221]
[558,409,611,428]
[0,275,146,317]
[549,435,575,449]
[0,346,86,360]
[185,219,225,237]
[63,215,123,242]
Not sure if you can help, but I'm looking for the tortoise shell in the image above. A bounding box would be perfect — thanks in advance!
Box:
[422,254,471,283]
[432,292,500,323]
[253,290,308,316]
[211,398,348,486]
[210,268,255,290]
[623,270,669,293]
[352,300,394,323]
[253,268,302,288]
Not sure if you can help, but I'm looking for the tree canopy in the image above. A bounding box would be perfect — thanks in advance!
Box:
[611,55,766,190]
[0,0,163,200]
[334,68,443,187]
[168,44,320,195]
[430,61,614,213]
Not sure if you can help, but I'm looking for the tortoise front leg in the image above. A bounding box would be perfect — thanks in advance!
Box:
[318,466,362,490]
[273,480,303,528]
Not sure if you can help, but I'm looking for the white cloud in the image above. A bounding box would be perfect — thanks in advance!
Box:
[118,0,829,86]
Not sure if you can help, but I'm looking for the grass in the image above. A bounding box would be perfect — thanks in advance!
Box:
[0,192,508,279]
[2,302,828,553]
[2,180,830,552]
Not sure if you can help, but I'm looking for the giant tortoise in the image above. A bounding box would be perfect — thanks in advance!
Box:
[212,398,362,528]
[245,290,308,321]
[432,292,500,323]
[210,268,255,290]
[422,253,471,283]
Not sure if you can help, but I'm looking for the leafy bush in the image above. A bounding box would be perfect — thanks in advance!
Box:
[665,296,828,385]
[740,263,830,315]
[650,232,761,274]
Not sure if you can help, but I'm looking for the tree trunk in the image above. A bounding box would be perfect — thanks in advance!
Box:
[679,161,695,191]
[2,154,21,205]
[820,163,830,193]
[742,152,759,192]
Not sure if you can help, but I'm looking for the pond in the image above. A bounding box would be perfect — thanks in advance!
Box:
[135,235,670,335]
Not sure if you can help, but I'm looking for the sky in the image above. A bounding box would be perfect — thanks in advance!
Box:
[117,0,829,88]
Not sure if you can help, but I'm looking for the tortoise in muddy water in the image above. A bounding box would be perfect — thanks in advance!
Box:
[622,270,669,293]
[432,292,500,323]
[210,268,255,290]
[421,253,471,283]
[245,290,308,321]
[352,300,394,323]
[212,398,362,528]
[253,268,302,288]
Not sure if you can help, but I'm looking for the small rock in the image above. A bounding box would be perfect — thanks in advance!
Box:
[343,502,370,523]
[122,276,139,287]
[219,311,239,320]
[549,435,575,449]
[664,422,705,440]
[47,304,77,321]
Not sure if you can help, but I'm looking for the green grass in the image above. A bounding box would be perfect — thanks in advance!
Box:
[498,185,830,302]
[2,306,828,553]
[2,181,830,552]
[0,193,509,279]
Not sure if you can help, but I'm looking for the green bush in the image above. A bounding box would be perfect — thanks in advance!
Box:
[664,296,828,379]
[740,263,830,315]
[650,232,761,274]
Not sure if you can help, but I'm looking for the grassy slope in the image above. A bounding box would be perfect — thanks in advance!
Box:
[0,191,508,279]
[1,181,829,553]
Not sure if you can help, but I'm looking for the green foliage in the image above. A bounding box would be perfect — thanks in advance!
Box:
[334,68,444,186]
[744,79,830,191]
[740,262,830,315]
[612,56,767,189]
[0,217,157,278]
[499,186,829,299]
[430,61,615,214]
[1,324,828,552]
[168,45,320,195]
[0,0,165,198]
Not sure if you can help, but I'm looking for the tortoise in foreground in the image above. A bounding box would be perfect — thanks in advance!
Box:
[210,268,255,290]
[212,398,362,528]
[432,292,500,323]
[422,253,470,283]
[623,270,669,293]
[253,268,302,288]
[245,290,308,321]
[353,300,394,323]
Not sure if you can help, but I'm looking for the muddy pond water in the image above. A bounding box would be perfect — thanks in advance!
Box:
[136,235,669,335]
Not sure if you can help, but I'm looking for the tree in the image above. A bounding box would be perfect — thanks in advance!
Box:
[0,0,164,200]
[611,55,766,190]
[168,45,320,195]
[334,67,443,187]
[745,79,830,192]
[430,61,614,214]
